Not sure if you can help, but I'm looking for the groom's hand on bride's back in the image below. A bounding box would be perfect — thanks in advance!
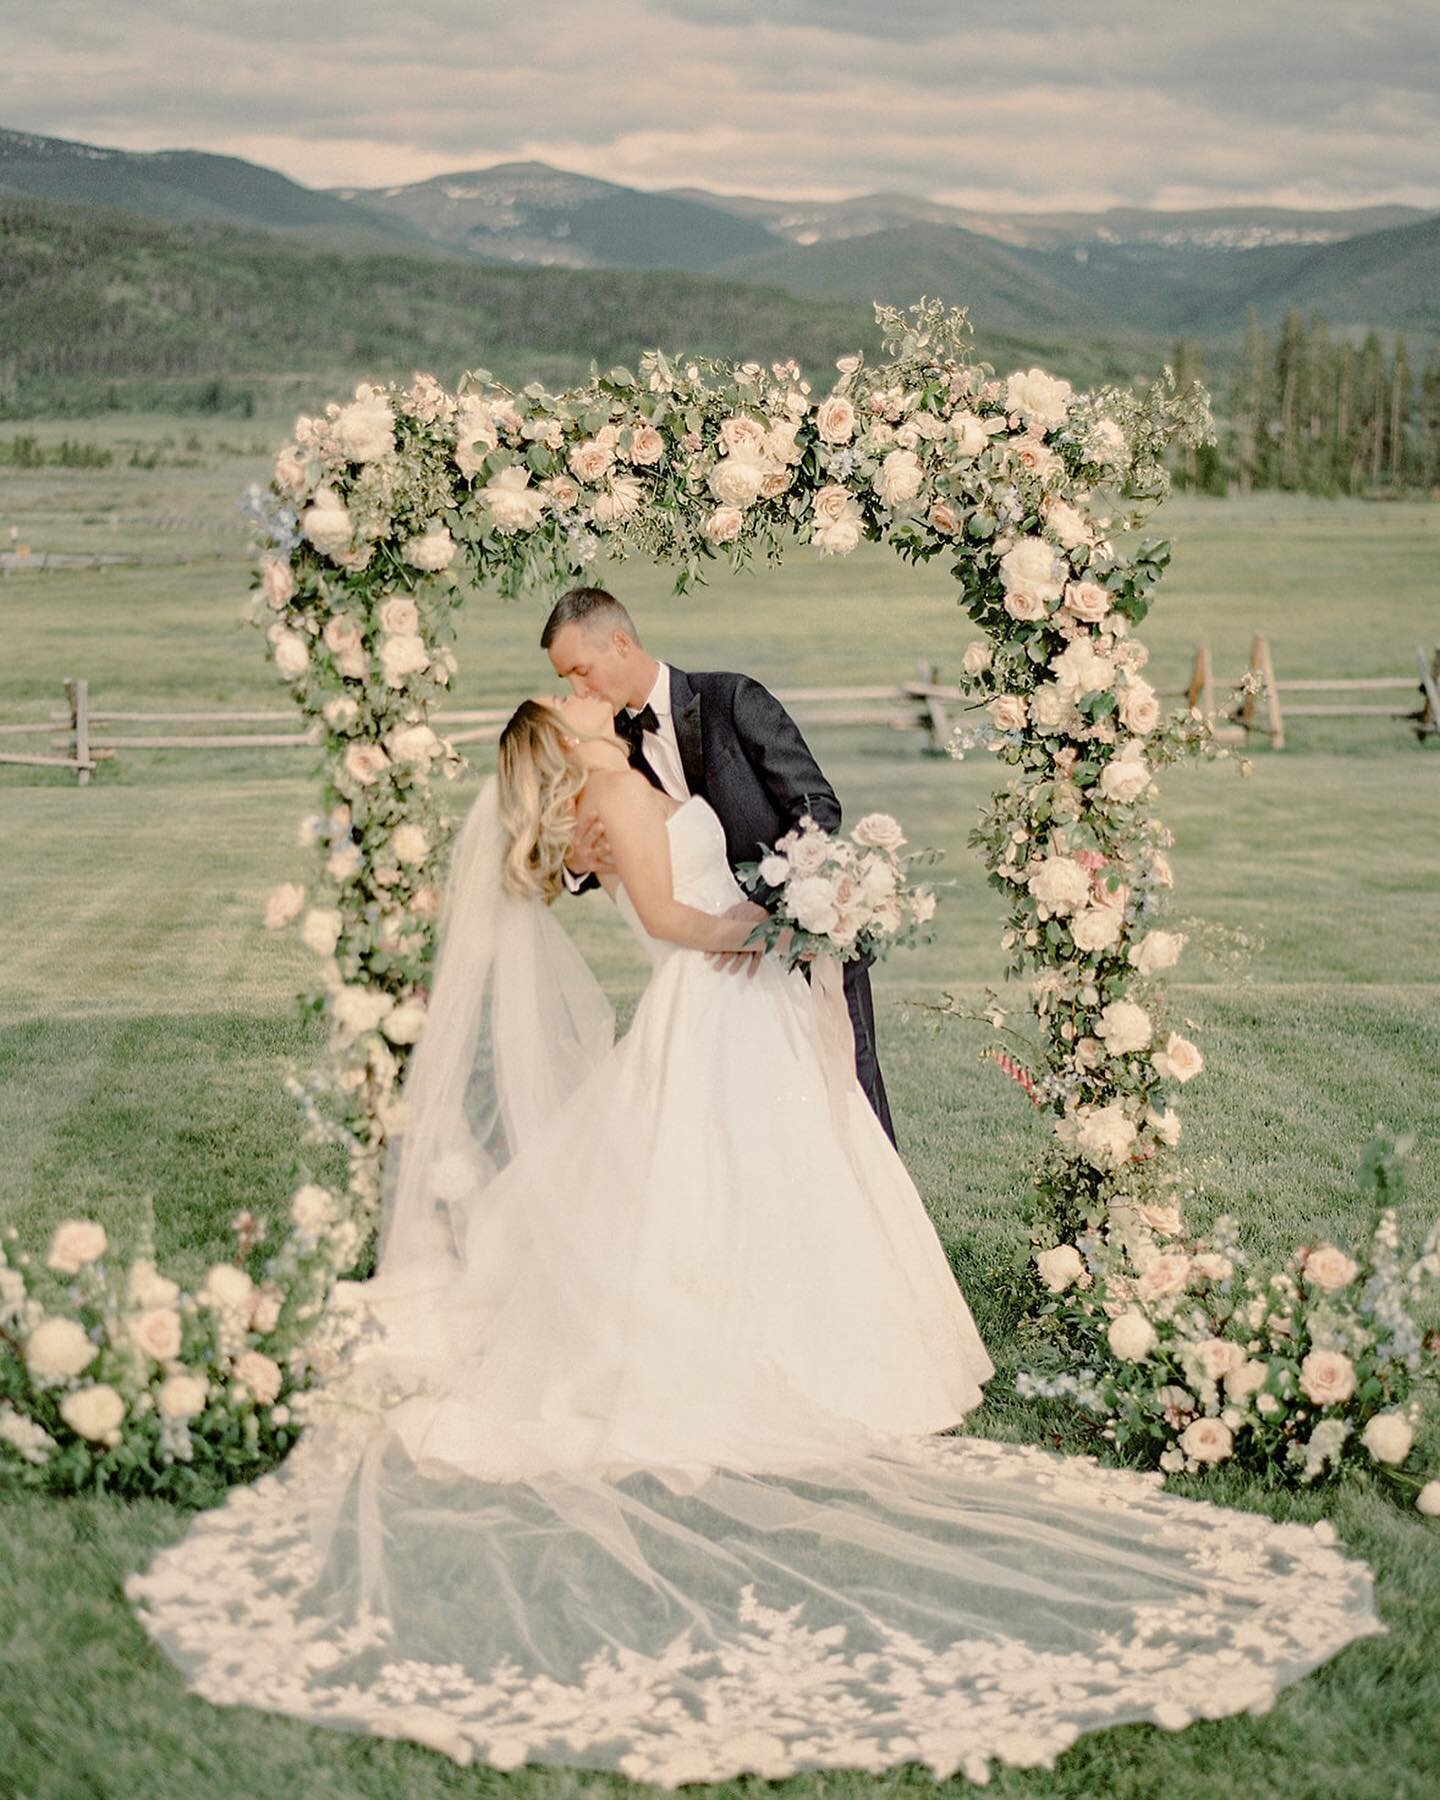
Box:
[567,810,616,879]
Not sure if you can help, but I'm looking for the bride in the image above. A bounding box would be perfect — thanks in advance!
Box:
[128,696,1381,1785]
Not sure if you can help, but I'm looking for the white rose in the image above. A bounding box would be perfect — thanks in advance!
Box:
[1071,905,1123,952]
[1416,1480,1440,1516]
[1028,854,1090,915]
[233,1351,283,1406]
[542,473,579,511]
[1074,1100,1138,1168]
[1179,1417,1234,1464]
[25,1316,97,1382]
[129,1307,182,1361]
[1043,499,1091,550]
[1188,1336,1246,1382]
[1118,677,1160,735]
[1029,682,1072,732]
[300,907,343,957]
[199,1263,253,1312]
[814,394,856,443]
[1099,742,1152,804]
[326,842,362,884]
[1063,580,1112,623]
[1361,1412,1413,1465]
[1151,1031,1204,1084]
[392,822,430,866]
[382,1000,427,1045]
[1035,1244,1087,1293]
[1000,537,1065,604]
[272,630,310,680]
[1097,999,1152,1056]
[1146,1106,1183,1146]
[376,596,419,637]
[402,523,455,572]
[1299,1349,1356,1406]
[1190,1252,1234,1282]
[128,1260,179,1309]
[786,831,831,876]
[757,854,790,887]
[704,506,744,545]
[301,489,352,559]
[387,722,441,765]
[810,484,863,556]
[1224,1359,1269,1401]
[290,1184,338,1236]
[481,465,547,533]
[1304,1244,1361,1292]
[380,633,429,688]
[852,813,905,851]
[332,390,394,463]
[1108,1310,1157,1361]
[332,985,395,1038]
[876,448,923,509]
[989,694,1028,733]
[272,446,309,501]
[454,408,500,478]
[45,1220,108,1274]
[568,438,616,484]
[157,1373,208,1421]
[344,742,390,786]
[1006,368,1074,431]
[1003,588,1049,624]
[59,1383,125,1443]
[322,697,358,732]
[260,557,295,610]
[786,874,841,935]
[1050,638,1115,697]
[250,1285,282,1333]
[628,423,665,465]
[948,410,987,458]
[708,453,769,508]
[962,641,992,676]
[1129,930,1184,976]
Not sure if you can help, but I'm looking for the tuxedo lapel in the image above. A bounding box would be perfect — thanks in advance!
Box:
[670,665,706,797]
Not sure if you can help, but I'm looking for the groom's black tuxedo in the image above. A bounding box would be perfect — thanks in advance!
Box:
[617,665,896,1146]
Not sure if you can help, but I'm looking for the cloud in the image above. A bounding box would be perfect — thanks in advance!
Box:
[0,0,1435,210]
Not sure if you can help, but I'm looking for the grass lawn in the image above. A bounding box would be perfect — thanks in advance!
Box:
[1,422,1437,1796]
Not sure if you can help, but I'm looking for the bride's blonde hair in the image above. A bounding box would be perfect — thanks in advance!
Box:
[496,700,587,902]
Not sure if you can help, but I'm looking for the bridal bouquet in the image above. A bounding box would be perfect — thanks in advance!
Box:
[737,811,939,969]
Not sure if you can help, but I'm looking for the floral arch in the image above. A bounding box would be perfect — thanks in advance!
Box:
[25,302,1433,1503]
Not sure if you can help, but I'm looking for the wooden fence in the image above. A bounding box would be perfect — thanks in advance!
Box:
[4,646,1435,784]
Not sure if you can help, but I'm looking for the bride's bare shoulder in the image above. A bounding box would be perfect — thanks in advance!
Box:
[584,768,661,818]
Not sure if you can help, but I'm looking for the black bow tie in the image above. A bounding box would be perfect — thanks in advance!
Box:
[617,703,660,750]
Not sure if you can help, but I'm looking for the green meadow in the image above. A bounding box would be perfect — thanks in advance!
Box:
[1,419,1437,1796]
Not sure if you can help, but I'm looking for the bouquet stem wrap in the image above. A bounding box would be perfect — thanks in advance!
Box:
[812,954,857,1123]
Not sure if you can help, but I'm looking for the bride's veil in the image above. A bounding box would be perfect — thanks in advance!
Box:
[372,774,615,1287]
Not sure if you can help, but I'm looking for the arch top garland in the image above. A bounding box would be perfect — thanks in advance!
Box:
[3,302,1435,1508]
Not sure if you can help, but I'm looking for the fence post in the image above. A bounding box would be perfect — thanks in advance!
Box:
[1240,634,1285,751]
[1186,643,1215,723]
[65,676,91,786]
[913,657,951,753]
[1415,643,1440,743]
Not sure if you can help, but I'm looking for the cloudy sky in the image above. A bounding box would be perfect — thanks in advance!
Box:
[2,0,1437,212]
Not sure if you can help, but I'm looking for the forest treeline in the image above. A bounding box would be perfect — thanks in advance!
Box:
[1172,313,1440,496]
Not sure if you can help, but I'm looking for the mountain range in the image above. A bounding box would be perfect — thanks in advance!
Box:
[2,124,1434,378]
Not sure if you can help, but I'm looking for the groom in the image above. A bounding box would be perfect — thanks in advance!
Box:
[543,585,897,1147]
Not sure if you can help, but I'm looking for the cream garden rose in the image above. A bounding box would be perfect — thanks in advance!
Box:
[1107,1310,1157,1361]
[999,537,1065,604]
[1006,368,1073,431]
[46,1220,107,1274]
[1035,1244,1087,1293]
[157,1373,209,1421]
[59,1384,125,1444]
[704,506,743,544]
[1361,1412,1413,1465]
[989,694,1028,733]
[1303,1244,1361,1291]
[300,907,343,957]
[852,813,906,851]
[1097,999,1152,1056]
[876,448,923,509]
[1129,930,1184,976]
[25,1316,97,1382]
[810,485,863,556]
[1062,580,1112,623]
[1299,1349,1356,1406]
[1074,1100,1138,1169]
[814,394,856,443]
[1179,1417,1234,1464]
[1151,1031,1203,1084]
[233,1351,283,1406]
[331,388,394,463]
[1028,853,1091,914]
[301,488,352,559]
[1099,742,1152,804]
[129,1307,182,1361]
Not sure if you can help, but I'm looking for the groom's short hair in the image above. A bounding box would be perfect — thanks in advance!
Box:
[541,586,640,649]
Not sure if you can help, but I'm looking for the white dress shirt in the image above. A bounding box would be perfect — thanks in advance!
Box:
[624,663,690,801]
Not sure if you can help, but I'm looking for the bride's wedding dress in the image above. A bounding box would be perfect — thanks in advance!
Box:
[128,789,1381,1784]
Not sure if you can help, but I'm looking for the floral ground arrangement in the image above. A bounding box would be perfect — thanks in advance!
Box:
[1,301,1434,1521]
